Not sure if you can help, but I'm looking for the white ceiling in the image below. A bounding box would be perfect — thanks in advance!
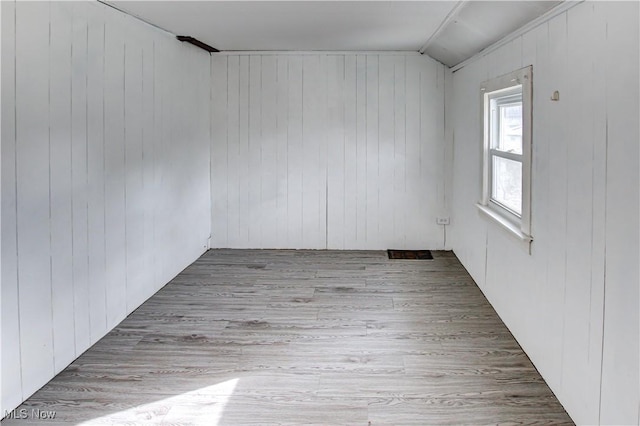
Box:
[108,1,564,67]
[423,1,564,66]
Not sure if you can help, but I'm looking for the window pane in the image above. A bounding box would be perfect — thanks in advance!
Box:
[491,156,522,215]
[497,103,522,154]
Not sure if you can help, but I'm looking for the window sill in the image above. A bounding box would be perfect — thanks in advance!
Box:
[476,203,533,243]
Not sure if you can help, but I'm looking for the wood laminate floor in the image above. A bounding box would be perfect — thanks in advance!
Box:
[3,250,573,425]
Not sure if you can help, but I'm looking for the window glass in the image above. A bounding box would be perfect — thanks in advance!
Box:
[491,156,522,215]
[490,95,522,154]
[498,102,522,154]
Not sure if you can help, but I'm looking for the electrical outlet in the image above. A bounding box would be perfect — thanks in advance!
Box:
[436,217,450,225]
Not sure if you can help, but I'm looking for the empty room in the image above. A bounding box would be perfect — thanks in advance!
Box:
[1,0,638,424]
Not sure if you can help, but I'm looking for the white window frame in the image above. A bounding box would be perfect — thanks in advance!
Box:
[477,66,533,242]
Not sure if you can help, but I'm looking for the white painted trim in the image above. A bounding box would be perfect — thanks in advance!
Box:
[451,0,584,72]
[479,65,533,241]
[418,0,468,54]
[476,204,533,243]
[213,51,422,56]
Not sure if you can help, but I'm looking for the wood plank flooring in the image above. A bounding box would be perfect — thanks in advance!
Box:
[2,250,573,425]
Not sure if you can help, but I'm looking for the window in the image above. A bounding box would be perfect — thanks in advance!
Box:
[478,66,532,242]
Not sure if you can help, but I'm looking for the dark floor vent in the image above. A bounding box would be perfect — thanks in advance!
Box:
[387,249,433,260]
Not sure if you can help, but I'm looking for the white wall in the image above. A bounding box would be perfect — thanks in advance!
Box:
[449,2,639,424]
[210,53,447,250]
[1,1,211,414]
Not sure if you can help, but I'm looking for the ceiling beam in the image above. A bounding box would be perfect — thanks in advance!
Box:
[418,0,468,54]
[450,0,584,72]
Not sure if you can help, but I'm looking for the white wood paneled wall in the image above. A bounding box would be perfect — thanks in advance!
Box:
[448,2,639,424]
[211,53,447,250]
[1,1,211,413]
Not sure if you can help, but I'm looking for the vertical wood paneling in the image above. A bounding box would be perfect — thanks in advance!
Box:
[561,5,605,421]
[248,55,262,246]
[435,65,446,241]
[103,11,127,329]
[15,0,54,398]
[405,56,422,246]
[156,37,173,281]
[449,2,639,424]
[448,59,488,283]
[1,0,23,412]
[342,55,358,247]
[316,55,328,249]
[364,55,380,248]
[155,33,172,283]
[238,56,250,245]
[520,21,565,391]
[393,57,407,247]
[519,22,542,355]
[168,44,210,267]
[152,34,165,280]
[275,56,289,247]
[140,26,155,307]
[194,46,212,253]
[418,61,432,246]
[211,53,446,249]
[261,56,278,247]
[301,55,327,248]
[377,55,394,247]
[442,61,454,250]
[153,41,210,280]
[541,15,569,392]
[585,2,608,418]
[286,56,304,247]
[327,55,345,249]
[354,55,368,246]
[86,3,107,345]
[421,60,445,246]
[226,56,240,246]
[49,1,75,373]
[4,1,212,413]
[211,55,228,247]
[600,2,640,424]
[71,1,91,356]
[124,17,145,313]
[151,33,165,290]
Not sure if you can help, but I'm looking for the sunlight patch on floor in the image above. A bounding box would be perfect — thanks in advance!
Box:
[79,378,239,425]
